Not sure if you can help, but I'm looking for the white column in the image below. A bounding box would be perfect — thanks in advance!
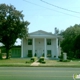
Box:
[44,38,47,58]
[58,39,61,56]
[21,38,23,58]
[33,38,35,57]
[56,37,58,58]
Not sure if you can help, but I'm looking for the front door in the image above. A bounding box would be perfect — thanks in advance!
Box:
[37,48,42,58]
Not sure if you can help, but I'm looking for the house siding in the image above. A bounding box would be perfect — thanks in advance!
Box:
[46,39,57,58]
[22,30,61,59]
[23,38,59,58]
[35,38,44,57]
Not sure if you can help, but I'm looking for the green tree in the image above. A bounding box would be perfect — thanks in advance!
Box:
[60,24,80,59]
[74,34,80,58]
[0,4,30,59]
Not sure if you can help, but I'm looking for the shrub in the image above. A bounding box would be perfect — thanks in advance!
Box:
[38,57,44,63]
[59,51,63,61]
[0,53,2,59]
[62,60,70,62]
[25,60,32,63]
[35,53,36,57]
[59,59,70,62]
[41,61,46,64]
[54,55,56,58]
[9,53,11,58]
[42,53,44,57]
[30,57,37,62]
[59,59,63,62]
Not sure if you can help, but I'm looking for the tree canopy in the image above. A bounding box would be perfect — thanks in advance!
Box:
[60,24,80,59]
[0,4,30,59]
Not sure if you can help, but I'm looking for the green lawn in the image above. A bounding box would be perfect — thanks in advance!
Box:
[0,58,31,67]
[0,58,29,63]
[0,58,80,67]
[39,59,80,67]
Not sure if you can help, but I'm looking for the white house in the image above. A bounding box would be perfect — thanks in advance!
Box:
[21,30,61,59]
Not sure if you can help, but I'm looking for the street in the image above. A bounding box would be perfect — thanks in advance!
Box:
[0,67,80,80]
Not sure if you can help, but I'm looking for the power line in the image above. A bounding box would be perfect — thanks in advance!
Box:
[23,0,80,18]
[23,0,45,8]
[40,0,80,14]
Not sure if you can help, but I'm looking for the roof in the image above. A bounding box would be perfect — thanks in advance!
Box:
[29,30,53,35]
[27,30,62,38]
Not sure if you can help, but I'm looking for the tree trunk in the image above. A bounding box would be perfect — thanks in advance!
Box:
[6,48,9,59]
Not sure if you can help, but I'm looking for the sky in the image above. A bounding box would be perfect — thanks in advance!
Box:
[0,0,80,45]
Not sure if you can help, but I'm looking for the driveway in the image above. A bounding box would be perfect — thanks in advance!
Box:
[0,67,80,80]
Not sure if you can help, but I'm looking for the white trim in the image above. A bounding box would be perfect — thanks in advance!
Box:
[32,38,35,57]
[21,38,23,58]
[44,38,47,58]
[56,37,58,58]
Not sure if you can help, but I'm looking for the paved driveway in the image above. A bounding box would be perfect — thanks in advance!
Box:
[0,67,80,80]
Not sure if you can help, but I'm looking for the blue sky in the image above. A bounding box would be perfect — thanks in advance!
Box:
[0,0,80,45]
[1,0,80,33]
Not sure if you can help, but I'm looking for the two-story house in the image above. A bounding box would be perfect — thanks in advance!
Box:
[21,30,61,59]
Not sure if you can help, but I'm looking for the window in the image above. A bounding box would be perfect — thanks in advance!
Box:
[47,50,52,57]
[47,39,51,45]
[28,50,32,57]
[28,39,32,45]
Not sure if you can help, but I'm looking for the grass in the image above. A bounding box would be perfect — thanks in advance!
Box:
[39,59,80,67]
[0,58,32,67]
[0,58,80,67]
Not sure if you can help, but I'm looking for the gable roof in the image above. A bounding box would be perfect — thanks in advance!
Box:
[29,30,53,35]
[27,30,62,38]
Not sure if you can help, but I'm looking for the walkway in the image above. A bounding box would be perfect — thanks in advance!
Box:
[31,61,40,66]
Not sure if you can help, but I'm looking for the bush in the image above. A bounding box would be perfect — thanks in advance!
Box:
[25,60,33,63]
[42,53,44,57]
[59,59,63,62]
[38,57,44,63]
[41,61,46,64]
[62,60,70,62]
[0,53,2,59]
[59,59,70,62]
[59,51,63,61]
[30,57,37,62]
[35,53,36,57]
